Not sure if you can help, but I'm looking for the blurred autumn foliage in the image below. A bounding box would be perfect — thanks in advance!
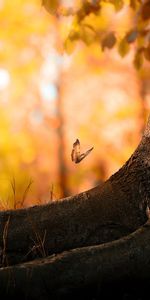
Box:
[0,0,149,209]
[43,0,150,68]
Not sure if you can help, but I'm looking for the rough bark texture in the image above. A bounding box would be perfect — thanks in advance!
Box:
[1,116,150,299]
[1,220,150,299]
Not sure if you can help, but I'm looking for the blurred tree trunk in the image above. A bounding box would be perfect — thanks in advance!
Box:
[139,76,149,135]
[54,16,69,198]
[1,116,150,299]
[56,79,69,197]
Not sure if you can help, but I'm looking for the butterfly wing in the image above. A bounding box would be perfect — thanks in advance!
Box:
[71,139,80,163]
[77,147,94,163]
[84,146,94,157]
[71,139,93,163]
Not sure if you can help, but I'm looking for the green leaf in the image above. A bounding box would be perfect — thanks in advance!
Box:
[118,38,130,57]
[101,32,116,50]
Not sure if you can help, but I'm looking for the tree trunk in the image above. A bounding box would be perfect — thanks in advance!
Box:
[1,116,150,298]
[0,220,150,299]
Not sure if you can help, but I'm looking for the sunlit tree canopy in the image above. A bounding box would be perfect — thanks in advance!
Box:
[42,0,150,69]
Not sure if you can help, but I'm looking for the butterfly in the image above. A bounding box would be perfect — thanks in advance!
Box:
[71,139,93,163]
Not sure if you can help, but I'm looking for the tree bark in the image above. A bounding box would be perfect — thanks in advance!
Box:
[0,220,150,299]
[1,116,150,298]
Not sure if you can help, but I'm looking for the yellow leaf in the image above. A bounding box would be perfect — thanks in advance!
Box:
[141,0,150,20]
[82,12,109,34]
[134,49,143,70]
[101,32,116,50]
[110,0,124,11]
[118,38,130,57]
[130,0,140,9]
[64,37,77,55]
[42,0,59,14]
[80,24,96,45]
[77,1,101,22]
[125,29,138,43]
[144,46,150,61]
